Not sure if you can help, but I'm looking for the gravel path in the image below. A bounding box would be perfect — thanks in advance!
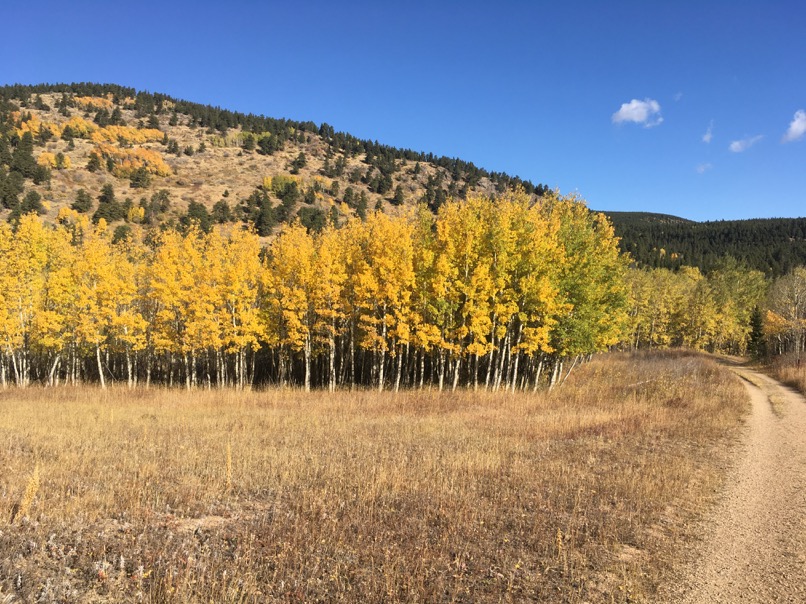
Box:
[668,364,806,603]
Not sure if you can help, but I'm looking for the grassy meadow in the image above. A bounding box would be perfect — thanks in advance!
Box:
[767,354,806,395]
[0,351,746,603]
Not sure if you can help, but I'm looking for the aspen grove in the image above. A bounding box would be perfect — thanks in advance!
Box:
[0,191,631,391]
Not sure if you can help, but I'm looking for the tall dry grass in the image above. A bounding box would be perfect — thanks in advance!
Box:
[767,354,806,394]
[0,350,746,603]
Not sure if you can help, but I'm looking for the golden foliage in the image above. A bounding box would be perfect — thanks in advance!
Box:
[127,206,146,223]
[15,114,60,139]
[61,115,97,138]
[37,152,57,168]
[74,96,114,111]
[91,144,172,178]
[0,195,633,390]
[90,125,164,145]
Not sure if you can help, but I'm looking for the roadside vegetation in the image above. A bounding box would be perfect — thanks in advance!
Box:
[1,350,746,603]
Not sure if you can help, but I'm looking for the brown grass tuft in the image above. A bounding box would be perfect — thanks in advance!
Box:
[0,350,747,602]
[766,354,806,396]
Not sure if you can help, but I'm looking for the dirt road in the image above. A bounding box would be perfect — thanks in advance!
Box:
[668,364,806,603]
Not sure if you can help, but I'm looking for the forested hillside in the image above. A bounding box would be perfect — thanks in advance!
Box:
[607,211,806,277]
[3,82,806,390]
[0,83,551,235]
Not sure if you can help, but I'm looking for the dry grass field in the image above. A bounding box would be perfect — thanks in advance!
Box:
[767,355,806,395]
[0,351,746,603]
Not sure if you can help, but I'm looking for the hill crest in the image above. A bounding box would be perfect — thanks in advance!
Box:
[0,83,549,236]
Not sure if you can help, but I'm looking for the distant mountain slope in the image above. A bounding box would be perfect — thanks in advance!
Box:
[602,211,695,227]
[3,83,805,277]
[0,82,551,236]
[605,212,806,276]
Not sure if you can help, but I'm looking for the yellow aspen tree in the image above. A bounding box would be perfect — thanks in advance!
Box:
[672,266,717,350]
[0,222,12,387]
[312,224,347,392]
[435,196,496,390]
[625,269,652,350]
[338,217,371,387]
[72,218,122,388]
[218,226,265,389]
[173,228,223,389]
[506,193,566,391]
[266,222,317,390]
[31,218,77,385]
[626,268,686,350]
[410,206,446,389]
[706,259,766,354]
[108,231,149,387]
[148,228,199,388]
[352,211,415,392]
[0,215,50,386]
[543,193,630,387]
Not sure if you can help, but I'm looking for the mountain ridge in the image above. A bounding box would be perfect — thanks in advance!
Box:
[0,82,551,236]
[603,211,806,276]
[3,82,806,277]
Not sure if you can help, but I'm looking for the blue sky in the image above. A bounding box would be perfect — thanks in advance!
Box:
[2,1,804,221]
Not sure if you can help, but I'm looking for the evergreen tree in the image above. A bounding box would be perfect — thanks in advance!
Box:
[93,184,124,223]
[392,184,405,206]
[328,205,340,227]
[257,136,279,155]
[747,306,767,359]
[38,126,53,144]
[165,139,180,155]
[212,199,233,223]
[298,207,327,232]
[11,132,37,178]
[255,195,276,235]
[343,186,355,207]
[182,201,213,233]
[0,168,23,209]
[129,166,152,188]
[72,189,93,213]
[303,187,316,205]
[356,191,368,221]
[112,224,132,243]
[32,164,51,185]
[110,106,124,126]
[378,173,393,195]
[0,137,12,166]
[290,151,307,174]
[94,108,110,126]
[87,153,102,172]
[8,190,44,222]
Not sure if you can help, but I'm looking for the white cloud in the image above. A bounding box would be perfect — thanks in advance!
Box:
[696,163,713,174]
[702,121,713,144]
[612,98,663,127]
[729,135,763,152]
[782,110,806,143]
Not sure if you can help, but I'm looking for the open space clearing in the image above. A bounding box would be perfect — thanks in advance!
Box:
[1,351,747,603]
